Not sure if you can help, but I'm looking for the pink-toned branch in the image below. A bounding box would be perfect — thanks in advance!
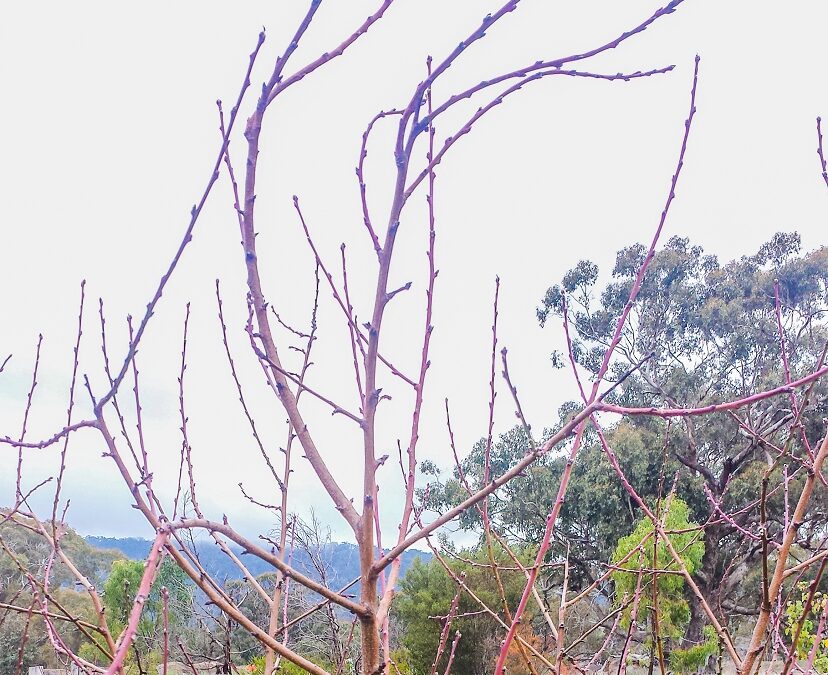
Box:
[161,586,170,675]
[494,56,714,672]
[596,364,828,419]
[106,530,170,675]
[94,31,264,415]
[817,116,828,190]
[14,334,43,502]
[617,560,647,675]
[50,282,85,529]
[405,66,673,200]
[421,531,557,671]
[429,574,464,675]
[443,631,462,675]
[742,429,828,673]
[805,592,828,672]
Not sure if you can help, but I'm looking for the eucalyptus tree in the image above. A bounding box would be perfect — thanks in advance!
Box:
[544,234,828,641]
[425,233,828,646]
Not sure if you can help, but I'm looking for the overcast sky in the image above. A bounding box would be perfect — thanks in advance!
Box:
[1,1,827,545]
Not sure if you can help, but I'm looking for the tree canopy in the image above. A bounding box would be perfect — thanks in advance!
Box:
[611,497,704,639]
[422,232,828,648]
[394,544,539,675]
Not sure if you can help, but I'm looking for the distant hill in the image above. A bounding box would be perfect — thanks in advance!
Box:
[85,536,430,588]
[0,513,125,591]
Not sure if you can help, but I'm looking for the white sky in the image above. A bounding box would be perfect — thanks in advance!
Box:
[1,1,827,545]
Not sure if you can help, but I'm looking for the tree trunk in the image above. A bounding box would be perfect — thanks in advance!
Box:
[684,589,706,647]
[683,524,721,659]
[361,542,381,675]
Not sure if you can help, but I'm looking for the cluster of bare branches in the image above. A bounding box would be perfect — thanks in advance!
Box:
[3,1,828,674]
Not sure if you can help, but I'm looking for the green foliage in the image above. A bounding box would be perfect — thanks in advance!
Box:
[669,625,718,673]
[389,647,415,675]
[0,517,203,671]
[423,419,703,588]
[784,583,828,672]
[0,611,40,674]
[103,559,145,632]
[100,556,193,670]
[245,655,266,675]
[538,233,828,427]
[394,545,538,675]
[277,657,336,675]
[0,514,123,603]
[538,233,827,627]
[0,515,125,669]
[611,498,704,638]
[423,234,828,649]
[223,573,277,664]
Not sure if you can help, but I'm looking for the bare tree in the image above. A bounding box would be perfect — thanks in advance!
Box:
[3,2,828,675]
